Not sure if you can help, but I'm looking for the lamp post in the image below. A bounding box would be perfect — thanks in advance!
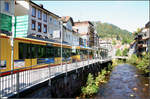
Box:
[10,9,15,94]
[59,20,63,72]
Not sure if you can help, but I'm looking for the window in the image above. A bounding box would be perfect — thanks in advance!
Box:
[32,7,36,17]
[49,16,53,22]
[38,22,42,32]
[43,24,47,33]
[19,43,27,59]
[54,19,57,25]
[38,10,42,19]
[32,20,36,30]
[4,2,9,12]
[37,45,46,58]
[43,13,47,22]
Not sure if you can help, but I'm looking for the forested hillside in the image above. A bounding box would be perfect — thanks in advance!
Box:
[93,21,134,44]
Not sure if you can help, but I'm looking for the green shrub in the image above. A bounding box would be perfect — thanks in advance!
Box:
[116,49,122,56]
[108,63,113,71]
[127,54,138,65]
[136,53,150,73]
[127,53,149,74]
[122,48,129,56]
[82,73,98,97]
[95,72,107,86]
[81,65,113,97]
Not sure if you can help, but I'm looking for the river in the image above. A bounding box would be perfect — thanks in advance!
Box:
[95,64,150,99]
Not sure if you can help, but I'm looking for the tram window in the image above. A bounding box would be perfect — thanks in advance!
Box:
[54,47,57,57]
[37,45,43,58]
[47,47,51,58]
[40,46,46,58]
[19,43,26,59]
[55,47,61,57]
[76,49,79,55]
[62,48,66,58]
[26,44,31,59]
[31,44,37,58]
[57,47,61,57]
[47,47,54,58]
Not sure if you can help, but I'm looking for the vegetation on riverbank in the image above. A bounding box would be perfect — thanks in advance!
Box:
[116,48,129,56]
[127,53,150,74]
[81,64,113,97]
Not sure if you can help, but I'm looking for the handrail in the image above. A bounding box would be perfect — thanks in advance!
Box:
[0,58,112,98]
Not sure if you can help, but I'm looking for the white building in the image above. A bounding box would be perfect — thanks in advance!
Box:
[0,0,14,16]
[73,21,95,47]
[60,16,79,46]
[14,0,60,39]
[0,0,15,34]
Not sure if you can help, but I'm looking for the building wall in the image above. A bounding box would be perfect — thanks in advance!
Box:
[63,29,73,45]
[49,16,60,38]
[72,33,79,46]
[0,0,14,16]
[0,0,14,34]
[28,4,49,38]
[74,25,88,34]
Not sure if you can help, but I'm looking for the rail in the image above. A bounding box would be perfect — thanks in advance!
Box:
[0,57,111,98]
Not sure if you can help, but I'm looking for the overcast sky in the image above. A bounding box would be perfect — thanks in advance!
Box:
[34,1,149,33]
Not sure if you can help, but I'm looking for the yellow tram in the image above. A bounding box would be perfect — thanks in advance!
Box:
[0,34,95,75]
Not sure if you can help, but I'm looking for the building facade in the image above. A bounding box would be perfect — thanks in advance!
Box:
[133,22,150,56]
[73,21,95,47]
[0,0,15,35]
[14,1,60,39]
[0,0,97,50]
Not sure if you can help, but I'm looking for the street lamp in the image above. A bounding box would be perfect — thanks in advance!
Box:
[58,19,63,73]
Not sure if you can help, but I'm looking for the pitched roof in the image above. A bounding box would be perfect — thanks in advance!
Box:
[29,0,60,19]
[74,21,94,26]
[61,16,74,26]
[145,21,150,28]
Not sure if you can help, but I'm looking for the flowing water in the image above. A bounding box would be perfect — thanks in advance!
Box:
[95,64,150,99]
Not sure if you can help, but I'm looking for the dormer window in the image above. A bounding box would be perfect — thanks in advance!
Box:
[4,2,10,12]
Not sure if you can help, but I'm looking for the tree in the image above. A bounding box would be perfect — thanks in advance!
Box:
[112,40,116,45]
[94,21,133,44]
[116,49,122,56]
[122,48,128,56]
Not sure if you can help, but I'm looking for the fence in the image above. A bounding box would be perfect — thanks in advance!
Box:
[0,57,112,98]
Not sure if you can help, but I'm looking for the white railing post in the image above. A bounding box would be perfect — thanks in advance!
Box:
[48,64,51,86]
[65,60,67,76]
[16,71,19,97]
[76,59,78,73]
[0,74,2,98]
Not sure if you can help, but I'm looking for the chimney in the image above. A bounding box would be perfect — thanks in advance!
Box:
[40,4,43,8]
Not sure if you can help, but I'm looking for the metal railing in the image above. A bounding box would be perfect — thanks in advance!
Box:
[0,57,111,98]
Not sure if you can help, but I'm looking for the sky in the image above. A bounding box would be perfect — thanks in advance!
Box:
[34,1,149,33]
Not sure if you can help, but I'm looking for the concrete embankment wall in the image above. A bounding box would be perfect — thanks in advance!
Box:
[11,61,112,98]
